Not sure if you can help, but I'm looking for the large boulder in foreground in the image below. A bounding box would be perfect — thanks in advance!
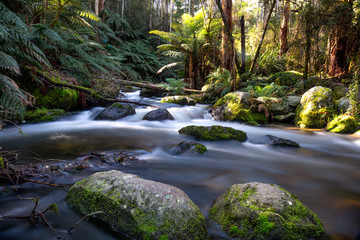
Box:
[179,125,247,142]
[160,96,196,106]
[326,114,359,134]
[296,86,335,128]
[66,170,208,239]
[209,182,325,240]
[212,92,267,125]
[143,108,174,121]
[95,103,135,120]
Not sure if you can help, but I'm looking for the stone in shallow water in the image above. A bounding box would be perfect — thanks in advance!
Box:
[249,135,300,147]
[142,108,174,121]
[175,141,207,155]
[209,182,325,240]
[95,102,135,120]
[66,170,208,239]
[178,125,247,142]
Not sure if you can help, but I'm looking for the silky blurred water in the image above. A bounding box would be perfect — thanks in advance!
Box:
[0,91,359,240]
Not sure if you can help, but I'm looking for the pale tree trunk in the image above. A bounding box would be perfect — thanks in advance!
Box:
[221,0,233,71]
[279,0,290,55]
[149,0,153,30]
[122,0,125,18]
[250,0,276,72]
[169,0,173,32]
[191,0,194,16]
[303,0,312,79]
[263,0,270,25]
[95,0,99,15]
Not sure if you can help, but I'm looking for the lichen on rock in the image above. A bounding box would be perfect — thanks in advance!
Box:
[160,96,196,106]
[178,125,247,142]
[326,114,359,134]
[209,182,325,240]
[66,170,209,240]
[296,86,335,128]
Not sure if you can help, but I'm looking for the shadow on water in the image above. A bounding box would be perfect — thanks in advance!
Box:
[0,92,359,240]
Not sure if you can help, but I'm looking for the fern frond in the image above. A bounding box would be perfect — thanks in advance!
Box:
[0,51,21,75]
[157,62,184,73]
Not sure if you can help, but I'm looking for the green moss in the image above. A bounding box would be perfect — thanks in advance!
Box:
[269,71,303,87]
[239,187,256,203]
[178,125,247,142]
[194,144,207,154]
[326,114,359,133]
[255,212,276,234]
[33,87,79,111]
[160,96,196,106]
[24,108,67,122]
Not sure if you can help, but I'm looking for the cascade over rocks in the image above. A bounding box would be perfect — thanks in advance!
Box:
[249,135,300,147]
[296,86,335,128]
[66,170,209,239]
[95,102,135,120]
[142,108,174,121]
[179,125,247,142]
[209,182,325,240]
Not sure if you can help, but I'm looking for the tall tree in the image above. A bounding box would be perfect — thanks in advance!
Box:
[279,0,290,56]
[221,0,233,71]
[328,0,354,76]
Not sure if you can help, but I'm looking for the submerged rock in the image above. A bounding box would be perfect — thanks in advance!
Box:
[178,125,247,142]
[160,96,196,106]
[142,108,174,121]
[326,114,359,134]
[296,86,335,128]
[95,102,135,120]
[175,141,207,155]
[66,170,208,239]
[250,135,300,147]
[209,182,325,240]
[212,92,267,125]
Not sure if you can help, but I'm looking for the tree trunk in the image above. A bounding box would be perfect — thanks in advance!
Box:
[328,0,353,76]
[95,0,99,15]
[149,0,153,30]
[221,0,233,71]
[169,0,173,32]
[303,0,312,79]
[279,0,290,56]
[216,0,241,75]
[240,15,246,73]
[122,0,125,18]
[250,0,276,73]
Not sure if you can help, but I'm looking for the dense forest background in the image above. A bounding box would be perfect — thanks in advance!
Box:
[0,0,359,123]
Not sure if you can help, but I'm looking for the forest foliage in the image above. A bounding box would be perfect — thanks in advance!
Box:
[0,0,359,122]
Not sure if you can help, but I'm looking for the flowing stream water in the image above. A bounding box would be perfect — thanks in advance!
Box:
[0,91,359,240]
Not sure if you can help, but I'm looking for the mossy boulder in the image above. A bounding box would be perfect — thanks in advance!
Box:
[66,170,208,240]
[95,102,135,120]
[296,86,335,128]
[269,71,303,87]
[257,96,300,123]
[33,87,80,111]
[178,125,247,142]
[24,108,68,123]
[174,141,207,155]
[160,96,196,106]
[212,92,267,125]
[143,108,174,121]
[209,182,325,240]
[326,114,359,134]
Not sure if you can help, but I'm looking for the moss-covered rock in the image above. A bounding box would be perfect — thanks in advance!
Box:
[326,114,359,134]
[296,86,335,128]
[257,96,300,123]
[212,92,267,125]
[175,141,207,155]
[33,87,80,111]
[95,102,135,120]
[209,182,325,240]
[66,170,209,240]
[160,96,196,106]
[24,108,68,122]
[178,125,247,142]
[269,71,303,87]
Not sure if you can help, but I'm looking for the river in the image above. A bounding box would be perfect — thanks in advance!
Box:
[0,91,359,239]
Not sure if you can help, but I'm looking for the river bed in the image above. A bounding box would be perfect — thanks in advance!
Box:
[0,92,359,239]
